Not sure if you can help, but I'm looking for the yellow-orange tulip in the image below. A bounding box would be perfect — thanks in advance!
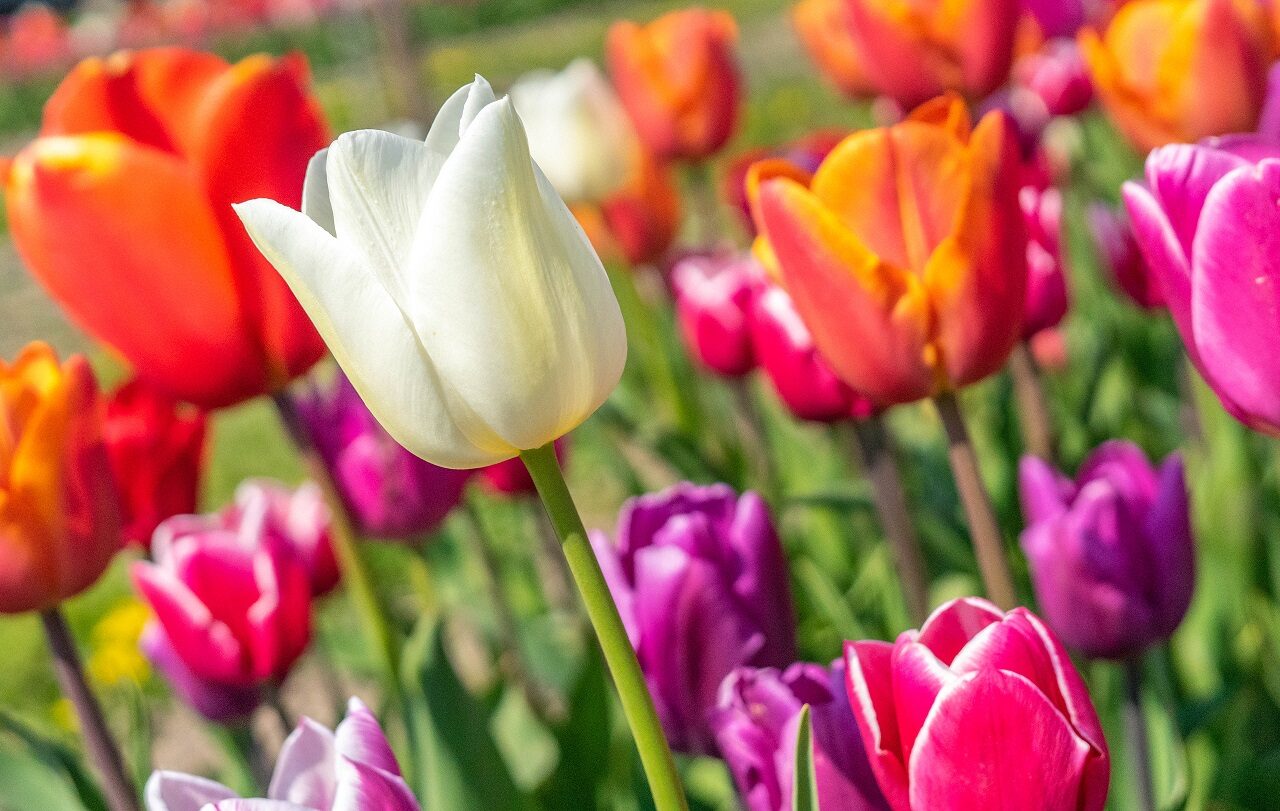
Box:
[1080,0,1276,151]
[749,97,1027,406]
[792,0,872,98]
[0,343,121,614]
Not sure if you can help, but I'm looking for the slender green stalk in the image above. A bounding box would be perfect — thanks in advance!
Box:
[1009,342,1055,462]
[1124,658,1157,811]
[685,160,724,246]
[520,443,688,811]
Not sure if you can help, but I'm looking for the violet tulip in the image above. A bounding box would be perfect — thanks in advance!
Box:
[751,284,875,423]
[1022,185,1069,339]
[1124,138,1280,433]
[1089,203,1164,310]
[671,252,764,378]
[591,483,796,754]
[132,492,315,688]
[712,660,888,811]
[293,370,471,539]
[145,697,419,810]
[1019,441,1194,659]
[845,597,1110,810]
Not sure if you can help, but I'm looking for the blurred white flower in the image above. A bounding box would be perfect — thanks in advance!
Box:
[235,76,627,469]
[509,58,638,203]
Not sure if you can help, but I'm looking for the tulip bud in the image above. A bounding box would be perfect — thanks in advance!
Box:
[591,483,796,754]
[1021,185,1069,339]
[845,598,1110,810]
[1088,203,1163,310]
[225,480,340,596]
[292,370,471,540]
[145,697,419,810]
[236,76,627,468]
[1015,39,1094,118]
[711,660,888,811]
[671,252,765,378]
[1019,442,1194,659]
[104,378,206,548]
[509,58,638,204]
[0,342,121,614]
[1123,137,1280,434]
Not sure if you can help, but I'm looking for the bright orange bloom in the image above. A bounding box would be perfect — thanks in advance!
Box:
[749,96,1027,406]
[1080,0,1276,151]
[842,0,1023,108]
[792,0,872,98]
[600,149,684,266]
[0,343,121,614]
[606,8,741,161]
[4,48,330,409]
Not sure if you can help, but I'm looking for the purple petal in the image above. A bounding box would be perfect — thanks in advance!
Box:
[144,771,238,811]
[141,623,261,723]
[331,761,421,811]
[1144,454,1195,638]
[207,802,314,811]
[1017,456,1073,525]
[334,698,401,776]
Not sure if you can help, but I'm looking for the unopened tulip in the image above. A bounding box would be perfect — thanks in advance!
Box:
[0,343,121,614]
[591,483,796,754]
[1080,0,1276,151]
[845,597,1110,810]
[751,96,1027,405]
[236,76,627,468]
[225,480,339,596]
[842,0,1022,107]
[606,8,741,161]
[293,371,471,540]
[1123,138,1280,433]
[1022,185,1069,339]
[671,252,765,378]
[1089,203,1164,309]
[1020,441,1193,659]
[140,623,262,723]
[509,58,638,203]
[145,697,419,810]
[1015,39,1094,117]
[600,148,684,266]
[132,495,314,686]
[712,660,888,811]
[104,378,206,547]
[792,0,871,98]
[751,285,875,423]
[4,48,329,408]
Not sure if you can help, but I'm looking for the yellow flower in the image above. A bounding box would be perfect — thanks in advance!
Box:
[86,599,151,687]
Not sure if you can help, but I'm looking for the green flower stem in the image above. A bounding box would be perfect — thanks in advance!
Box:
[1124,657,1157,811]
[520,443,688,811]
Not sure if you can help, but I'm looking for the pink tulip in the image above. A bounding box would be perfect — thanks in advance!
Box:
[844,597,1110,810]
[1123,138,1280,434]
[140,623,261,723]
[671,252,764,378]
[1021,185,1070,339]
[1089,203,1164,310]
[1015,39,1093,117]
[145,697,419,810]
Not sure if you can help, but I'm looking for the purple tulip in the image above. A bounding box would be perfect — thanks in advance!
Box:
[1123,137,1280,434]
[292,371,472,539]
[1023,0,1086,38]
[711,661,888,811]
[591,483,796,754]
[1019,441,1194,659]
[1089,203,1164,310]
[144,697,419,810]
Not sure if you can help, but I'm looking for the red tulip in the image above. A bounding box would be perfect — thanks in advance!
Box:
[4,48,329,408]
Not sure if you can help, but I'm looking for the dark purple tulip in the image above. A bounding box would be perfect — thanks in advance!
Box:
[591,483,796,754]
[292,370,472,540]
[1019,441,1194,659]
[712,660,888,811]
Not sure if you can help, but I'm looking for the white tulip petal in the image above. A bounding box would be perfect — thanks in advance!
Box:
[423,75,497,159]
[325,131,443,306]
[144,771,238,811]
[409,98,627,450]
[301,148,334,236]
[234,199,504,467]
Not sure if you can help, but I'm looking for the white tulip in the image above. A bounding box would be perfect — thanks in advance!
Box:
[508,58,637,203]
[234,76,628,469]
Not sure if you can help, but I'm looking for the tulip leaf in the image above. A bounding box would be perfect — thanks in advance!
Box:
[401,616,537,811]
[536,643,610,809]
[792,705,819,811]
[0,710,107,811]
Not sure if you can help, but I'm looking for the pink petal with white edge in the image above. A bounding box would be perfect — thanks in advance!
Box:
[335,698,402,775]
[915,597,1003,665]
[144,771,238,811]
[268,717,337,808]
[844,640,910,811]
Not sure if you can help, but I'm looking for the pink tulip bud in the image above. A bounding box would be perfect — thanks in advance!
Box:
[671,252,765,378]
[1021,185,1070,339]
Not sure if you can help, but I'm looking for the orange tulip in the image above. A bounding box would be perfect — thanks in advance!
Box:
[842,0,1023,108]
[0,343,121,614]
[749,96,1027,405]
[1080,0,1276,151]
[606,8,741,161]
[600,148,684,266]
[4,48,330,408]
[792,0,872,98]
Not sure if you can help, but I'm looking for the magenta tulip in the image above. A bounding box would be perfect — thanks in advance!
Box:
[1015,39,1093,118]
[712,660,888,811]
[1022,185,1069,339]
[1019,441,1193,659]
[1123,137,1280,434]
[144,697,419,810]
[293,371,472,539]
[140,623,261,723]
[1024,0,1086,38]
[591,483,796,754]
[1089,203,1164,310]
[845,597,1110,810]
[671,252,764,378]
[750,284,875,423]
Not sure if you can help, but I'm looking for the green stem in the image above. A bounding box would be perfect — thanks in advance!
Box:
[520,443,688,811]
[1124,657,1157,811]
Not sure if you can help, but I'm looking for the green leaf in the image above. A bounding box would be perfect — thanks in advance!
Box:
[0,711,107,811]
[536,644,610,809]
[793,705,819,811]
[401,616,537,811]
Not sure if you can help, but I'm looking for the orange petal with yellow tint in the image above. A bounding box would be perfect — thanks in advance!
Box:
[6,135,267,407]
[792,0,872,97]
[758,178,935,404]
[906,93,972,141]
